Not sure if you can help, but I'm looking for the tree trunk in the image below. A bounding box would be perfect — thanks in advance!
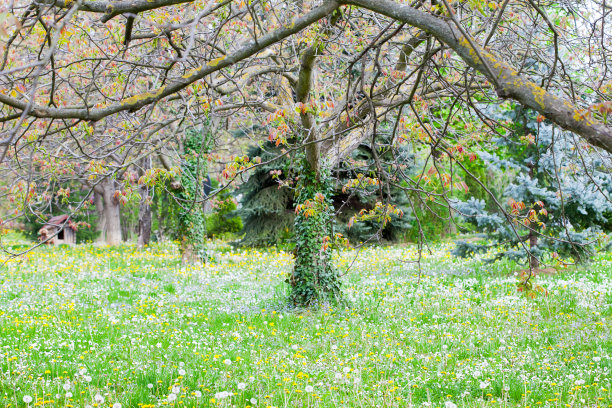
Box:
[288,29,342,306]
[94,191,106,243]
[181,241,198,264]
[137,192,152,248]
[102,180,122,245]
[289,171,341,306]
[137,158,152,248]
[529,232,539,269]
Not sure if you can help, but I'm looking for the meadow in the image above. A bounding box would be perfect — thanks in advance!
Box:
[0,237,610,408]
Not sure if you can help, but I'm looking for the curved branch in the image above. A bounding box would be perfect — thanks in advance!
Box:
[345,0,612,153]
[0,1,340,121]
[34,0,194,22]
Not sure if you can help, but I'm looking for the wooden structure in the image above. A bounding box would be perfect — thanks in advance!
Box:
[38,214,77,245]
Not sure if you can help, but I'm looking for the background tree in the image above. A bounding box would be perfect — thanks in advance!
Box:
[173,126,212,263]
[236,138,414,248]
[454,104,612,266]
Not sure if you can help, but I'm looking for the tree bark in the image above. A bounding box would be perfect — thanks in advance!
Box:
[181,241,198,264]
[102,180,122,245]
[137,190,152,248]
[289,23,342,306]
[94,191,106,243]
[137,157,152,248]
[529,232,539,269]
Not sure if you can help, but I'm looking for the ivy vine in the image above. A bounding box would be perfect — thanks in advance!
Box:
[288,161,342,306]
[175,126,212,262]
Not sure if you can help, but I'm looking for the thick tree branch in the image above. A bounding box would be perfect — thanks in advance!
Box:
[296,44,320,177]
[34,0,193,22]
[8,0,612,157]
[0,1,339,121]
[345,0,612,153]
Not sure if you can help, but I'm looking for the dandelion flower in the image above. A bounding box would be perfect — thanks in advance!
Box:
[215,391,229,399]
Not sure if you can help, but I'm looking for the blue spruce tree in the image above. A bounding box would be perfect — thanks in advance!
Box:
[454,104,612,267]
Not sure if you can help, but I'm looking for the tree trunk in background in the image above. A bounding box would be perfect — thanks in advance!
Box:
[157,198,166,241]
[102,180,122,245]
[94,191,106,243]
[529,232,539,269]
[138,157,152,248]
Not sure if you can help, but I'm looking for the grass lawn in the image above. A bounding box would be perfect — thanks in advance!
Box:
[0,237,610,408]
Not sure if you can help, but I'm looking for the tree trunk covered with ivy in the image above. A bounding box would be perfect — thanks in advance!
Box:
[176,127,212,263]
[289,164,342,306]
[287,19,342,306]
